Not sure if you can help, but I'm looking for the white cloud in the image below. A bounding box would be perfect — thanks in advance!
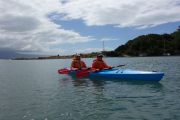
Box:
[0,0,93,55]
[59,0,180,28]
[0,0,180,55]
[77,48,102,53]
[100,38,119,41]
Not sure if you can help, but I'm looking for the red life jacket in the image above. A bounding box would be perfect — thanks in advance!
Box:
[92,59,110,69]
[71,59,87,69]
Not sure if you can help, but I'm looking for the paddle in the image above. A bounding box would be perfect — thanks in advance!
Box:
[76,69,90,78]
[76,65,125,78]
[58,67,88,77]
[58,68,70,74]
[92,64,125,72]
[112,64,125,68]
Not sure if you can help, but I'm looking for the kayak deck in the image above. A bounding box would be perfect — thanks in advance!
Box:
[68,68,164,82]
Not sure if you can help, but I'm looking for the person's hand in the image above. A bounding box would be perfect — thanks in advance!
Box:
[108,66,112,69]
[81,67,90,70]
[81,68,86,70]
[92,69,100,72]
[103,67,111,70]
[71,68,78,71]
[87,67,91,70]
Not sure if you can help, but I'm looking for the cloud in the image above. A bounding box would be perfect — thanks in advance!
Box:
[100,38,119,41]
[76,48,102,53]
[0,16,40,32]
[58,0,180,28]
[1,0,180,56]
[0,0,93,55]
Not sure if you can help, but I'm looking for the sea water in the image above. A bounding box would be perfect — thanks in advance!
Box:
[0,57,180,120]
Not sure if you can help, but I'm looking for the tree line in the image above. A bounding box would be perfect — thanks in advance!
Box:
[103,26,180,57]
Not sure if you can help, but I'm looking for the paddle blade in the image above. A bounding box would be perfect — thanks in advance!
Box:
[114,64,125,68]
[58,68,69,74]
[76,70,89,78]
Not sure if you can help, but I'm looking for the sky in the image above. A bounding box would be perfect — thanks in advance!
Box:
[0,0,180,57]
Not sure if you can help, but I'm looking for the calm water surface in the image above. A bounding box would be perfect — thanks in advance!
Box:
[0,57,180,120]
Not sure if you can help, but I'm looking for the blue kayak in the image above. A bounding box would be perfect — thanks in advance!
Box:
[68,68,164,82]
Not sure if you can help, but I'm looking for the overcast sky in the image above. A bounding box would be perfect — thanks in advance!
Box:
[0,0,180,56]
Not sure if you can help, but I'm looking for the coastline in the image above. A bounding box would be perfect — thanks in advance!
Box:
[12,54,180,60]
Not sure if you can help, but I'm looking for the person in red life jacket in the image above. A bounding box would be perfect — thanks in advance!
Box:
[92,54,112,71]
[71,54,87,70]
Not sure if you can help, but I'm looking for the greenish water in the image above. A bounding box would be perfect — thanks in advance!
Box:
[0,57,180,120]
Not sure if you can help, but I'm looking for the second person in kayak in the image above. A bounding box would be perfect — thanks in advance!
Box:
[71,54,87,70]
[92,54,111,71]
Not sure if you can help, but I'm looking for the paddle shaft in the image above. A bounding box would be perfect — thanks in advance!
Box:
[76,64,125,78]
[94,64,125,71]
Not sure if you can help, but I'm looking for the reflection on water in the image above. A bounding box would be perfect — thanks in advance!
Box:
[61,75,163,87]
[58,75,164,97]
[57,74,166,120]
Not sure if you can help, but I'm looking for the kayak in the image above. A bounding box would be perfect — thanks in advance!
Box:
[68,68,164,82]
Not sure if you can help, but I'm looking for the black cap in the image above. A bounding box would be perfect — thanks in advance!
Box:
[97,54,103,57]
[74,54,80,57]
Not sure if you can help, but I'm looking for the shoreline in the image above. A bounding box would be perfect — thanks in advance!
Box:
[11,55,180,60]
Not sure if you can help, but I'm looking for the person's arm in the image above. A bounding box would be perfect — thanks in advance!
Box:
[71,61,78,70]
[82,61,87,68]
[92,61,100,71]
[71,61,75,68]
[103,61,112,69]
[92,61,97,69]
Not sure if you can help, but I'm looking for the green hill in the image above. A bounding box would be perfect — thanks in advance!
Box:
[113,27,180,56]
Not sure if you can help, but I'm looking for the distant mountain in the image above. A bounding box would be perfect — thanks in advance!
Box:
[0,49,41,59]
